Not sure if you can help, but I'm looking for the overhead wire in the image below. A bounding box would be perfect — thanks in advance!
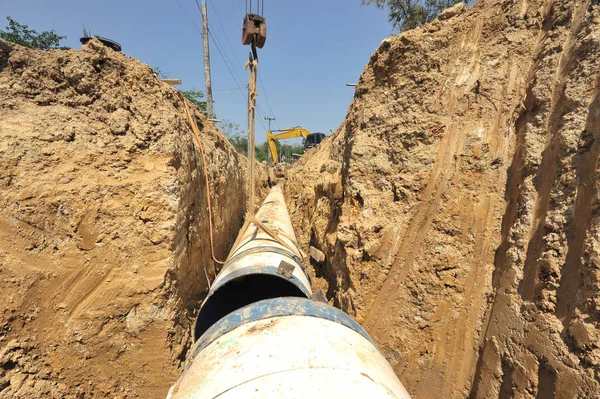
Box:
[195,0,243,94]
[228,0,244,23]
[257,74,278,130]
[208,0,245,71]
[175,0,269,131]
[208,28,268,131]
[175,0,255,127]
[176,0,203,33]
[207,30,269,130]
[207,0,251,134]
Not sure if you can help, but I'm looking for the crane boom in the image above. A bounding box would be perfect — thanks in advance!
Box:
[267,127,311,163]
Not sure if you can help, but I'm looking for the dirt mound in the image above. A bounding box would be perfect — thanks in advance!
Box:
[0,39,247,397]
[286,0,600,397]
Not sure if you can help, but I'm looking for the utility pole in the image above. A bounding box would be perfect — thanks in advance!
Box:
[199,1,215,119]
[264,116,275,130]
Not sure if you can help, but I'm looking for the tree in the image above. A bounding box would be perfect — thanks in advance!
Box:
[217,119,276,163]
[218,120,248,154]
[275,142,304,163]
[0,17,65,50]
[362,0,462,31]
[256,142,270,163]
[181,90,208,114]
[152,67,210,115]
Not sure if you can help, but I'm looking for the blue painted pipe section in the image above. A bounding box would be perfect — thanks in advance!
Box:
[194,297,374,357]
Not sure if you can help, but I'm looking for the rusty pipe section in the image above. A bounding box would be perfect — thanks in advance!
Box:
[168,186,412,399]
[193,186,311,341]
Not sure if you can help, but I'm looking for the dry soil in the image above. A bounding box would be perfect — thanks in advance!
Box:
[2,0,600,398]
[0,38,249,398]
[286,0,600,397]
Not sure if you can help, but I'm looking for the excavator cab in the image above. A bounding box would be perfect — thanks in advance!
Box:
[304,133,326,150]
[242,13,267,48]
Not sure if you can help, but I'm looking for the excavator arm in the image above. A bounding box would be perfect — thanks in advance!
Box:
[266,127,311,163]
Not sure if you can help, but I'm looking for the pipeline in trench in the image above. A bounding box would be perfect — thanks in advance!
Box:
[168,186,412,399]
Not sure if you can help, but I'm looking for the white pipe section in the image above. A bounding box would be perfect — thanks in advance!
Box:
[193,186,311,341]
[169,299,412,399]
[215,185,310,294]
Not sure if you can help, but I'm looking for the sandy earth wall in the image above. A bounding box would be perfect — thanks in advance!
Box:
[0,39,246,398]
[286,0,600,397]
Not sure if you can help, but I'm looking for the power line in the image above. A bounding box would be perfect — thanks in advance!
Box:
[229,0,244,24]
[203,1,270,129]
[174,1,246,111]
[208,0,244,70]
[176,0,203,33]
[208,30,241,84]
[208,30,268,131]
[207,33,246,102]
[258,73,278,129]
[210,32,268,131]
[175,0,269,132]
[236,0,245,19]
[209,30,269,131]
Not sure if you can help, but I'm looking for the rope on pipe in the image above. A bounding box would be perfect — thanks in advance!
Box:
[244,213,307,260]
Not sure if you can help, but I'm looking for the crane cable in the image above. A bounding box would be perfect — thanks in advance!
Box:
[246,0,264,16]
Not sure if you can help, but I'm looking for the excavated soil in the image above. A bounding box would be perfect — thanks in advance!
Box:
[0,39,251,398]
[2,0,600,398]
[286,0,600,397]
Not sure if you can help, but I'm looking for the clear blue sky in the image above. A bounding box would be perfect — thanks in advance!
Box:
[1,0,394,143]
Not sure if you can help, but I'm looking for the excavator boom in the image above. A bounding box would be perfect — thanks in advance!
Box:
[267,127,311,163]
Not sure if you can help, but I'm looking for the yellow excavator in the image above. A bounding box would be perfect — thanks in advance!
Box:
[267,127,325,164]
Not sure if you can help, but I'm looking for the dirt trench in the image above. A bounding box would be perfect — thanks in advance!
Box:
[2,0,600,398]
[0,39,252,398]
[286,0,600,398]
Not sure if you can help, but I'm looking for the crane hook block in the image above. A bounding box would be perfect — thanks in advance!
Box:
[242,14,267,49]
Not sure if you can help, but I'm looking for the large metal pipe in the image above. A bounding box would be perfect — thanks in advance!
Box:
[193,186,311,340]
[169,298,411,398]
[168,186,412,399]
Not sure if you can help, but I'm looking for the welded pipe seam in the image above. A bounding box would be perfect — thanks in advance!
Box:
[233,232,303,258]
[169,305,412,399]
[223,245,307,276]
